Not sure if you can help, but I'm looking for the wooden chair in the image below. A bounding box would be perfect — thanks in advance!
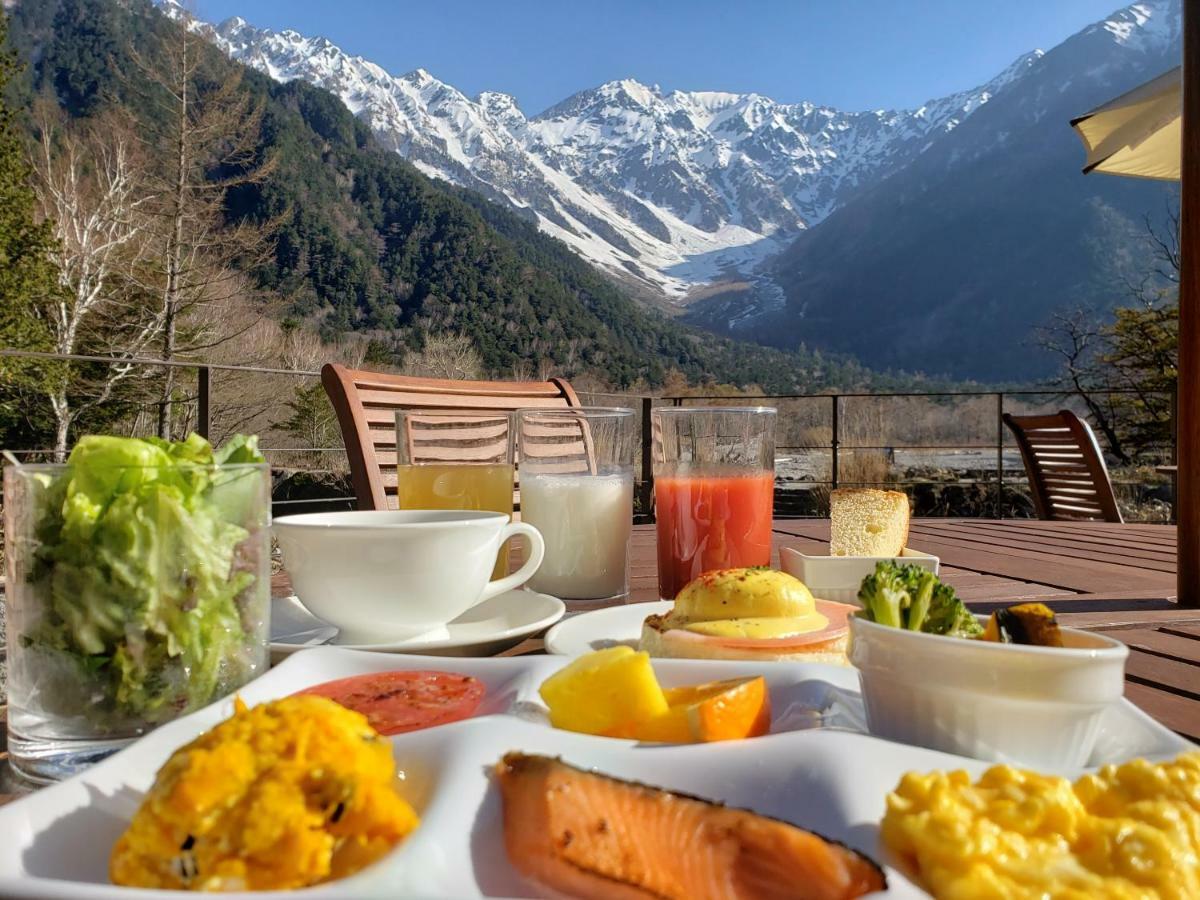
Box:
[322,364,581,510]
[1002,409,1124,523]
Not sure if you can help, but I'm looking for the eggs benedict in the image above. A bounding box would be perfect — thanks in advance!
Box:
[639,568,854,664]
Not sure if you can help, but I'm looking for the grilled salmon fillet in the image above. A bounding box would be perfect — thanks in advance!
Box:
[494,753,885,899]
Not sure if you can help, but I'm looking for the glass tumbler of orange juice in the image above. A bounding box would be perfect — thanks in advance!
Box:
[395,409,516,579]
[651,406,776,600]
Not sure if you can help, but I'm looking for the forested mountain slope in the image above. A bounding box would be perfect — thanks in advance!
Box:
[6,0,898,392]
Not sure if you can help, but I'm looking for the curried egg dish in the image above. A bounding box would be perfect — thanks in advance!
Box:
[110,695,419,891]
[882,752,1200,899]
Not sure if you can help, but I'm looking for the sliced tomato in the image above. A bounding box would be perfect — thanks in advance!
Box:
[666,600,856,651]
[296,671,485,735]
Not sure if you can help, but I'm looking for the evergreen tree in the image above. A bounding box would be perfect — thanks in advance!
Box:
[0,11,60,446]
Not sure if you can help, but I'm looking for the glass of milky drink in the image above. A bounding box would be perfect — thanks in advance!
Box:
[395,409,517,579]
[516,408,636,601]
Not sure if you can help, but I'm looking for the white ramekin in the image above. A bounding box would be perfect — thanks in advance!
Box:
[848,613,1129,768]
[779,547,940,604]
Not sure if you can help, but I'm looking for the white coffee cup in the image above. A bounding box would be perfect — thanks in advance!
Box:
[273,510,545,643]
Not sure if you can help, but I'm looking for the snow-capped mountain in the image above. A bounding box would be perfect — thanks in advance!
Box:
[161,0,1181,379]
[739,0,1182,379]
[165,0,1038,303]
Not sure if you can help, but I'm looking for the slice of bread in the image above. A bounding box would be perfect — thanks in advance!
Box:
[829,488,910,557]
[639,615,850,665]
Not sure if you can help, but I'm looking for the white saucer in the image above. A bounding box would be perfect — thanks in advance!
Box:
[271,589,566,657]
[543,600,671,656]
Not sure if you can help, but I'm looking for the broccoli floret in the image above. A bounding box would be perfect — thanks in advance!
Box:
[858,561,921,628]
[906,570,936,632]
[923,583,984,638]
[858,561,980,636]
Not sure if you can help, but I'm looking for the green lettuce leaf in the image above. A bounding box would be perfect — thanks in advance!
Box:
[24,433,267,727]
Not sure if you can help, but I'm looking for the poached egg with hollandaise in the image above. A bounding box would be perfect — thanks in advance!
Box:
[639,568,855,664]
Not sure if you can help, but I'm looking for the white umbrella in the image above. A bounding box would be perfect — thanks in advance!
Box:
[1071,66,1181,180]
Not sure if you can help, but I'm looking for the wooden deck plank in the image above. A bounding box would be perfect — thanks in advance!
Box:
[1123,683,1200,741]
[1162,625,1200,640]
[912,522,1176,567]
[896,534,1174,593]
[954,583,1076,602]
[1125,650,1200,700]
[935,520,1177,554]
[1113,629,1200,665]
[906,522,1172,562]
[774,519,1178,579]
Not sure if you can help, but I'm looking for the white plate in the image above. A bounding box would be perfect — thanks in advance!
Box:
[543,600,671,655]
[0,649,927,898]
[542,601,1193,771]
[270,590,565,657]
[0,648,1193,898]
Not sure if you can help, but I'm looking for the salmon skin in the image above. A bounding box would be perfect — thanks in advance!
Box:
[494,753,886,900]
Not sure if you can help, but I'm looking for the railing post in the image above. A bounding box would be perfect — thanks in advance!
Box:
[640,396,654,522]
[197,365,211,440]
[1171,381,1179,526]
[830,394,839,492]
[996,392,1004,519]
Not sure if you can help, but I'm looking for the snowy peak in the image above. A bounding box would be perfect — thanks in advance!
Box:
[1099,0,1180,51]
[162,0,1178,306]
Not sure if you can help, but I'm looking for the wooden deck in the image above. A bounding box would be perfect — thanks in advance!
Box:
[3,518,1197,802]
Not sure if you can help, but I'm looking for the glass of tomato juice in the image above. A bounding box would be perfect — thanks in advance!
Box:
[651,406,777,599]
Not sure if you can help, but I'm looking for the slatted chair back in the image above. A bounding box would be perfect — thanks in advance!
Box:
[516,410,598,477]
[1003,409,1124,523]
[322,363,581,510]
[399,411,515,467]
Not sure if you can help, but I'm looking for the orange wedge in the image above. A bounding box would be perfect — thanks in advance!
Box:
[615,676,771,743]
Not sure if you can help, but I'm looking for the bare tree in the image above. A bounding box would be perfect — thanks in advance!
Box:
[403,333,484,380]
[127,13,277,438]
[1035,308,1131,463]
[30,109,162,458]
[1037,203,1180,464]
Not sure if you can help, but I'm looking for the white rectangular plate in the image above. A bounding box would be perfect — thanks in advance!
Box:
[780,547,940,604]
[0,648,1192,899]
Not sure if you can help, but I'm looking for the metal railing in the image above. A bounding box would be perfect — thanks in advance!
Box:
[1,349,1177,521]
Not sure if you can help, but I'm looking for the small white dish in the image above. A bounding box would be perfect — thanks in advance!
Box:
[780,547,940,604]
[849,613,1130,769]
[543,600,672,656]
[271,589,565,657]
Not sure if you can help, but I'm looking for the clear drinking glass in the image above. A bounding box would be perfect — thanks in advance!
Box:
[395,410,516,578]
[3,460,270,782]
[517,407,635,601]
[651,406,777,599]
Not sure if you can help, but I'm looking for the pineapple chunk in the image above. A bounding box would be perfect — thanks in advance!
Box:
[539,646,668,736]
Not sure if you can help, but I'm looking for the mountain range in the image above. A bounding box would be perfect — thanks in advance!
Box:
[173,0,1182,380]
[10,0,904,395]
[188,6,1039,306]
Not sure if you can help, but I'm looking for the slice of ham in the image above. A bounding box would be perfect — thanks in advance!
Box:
[666,600,856,650]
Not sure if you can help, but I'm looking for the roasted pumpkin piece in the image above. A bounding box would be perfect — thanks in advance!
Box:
[981,602,1063,647]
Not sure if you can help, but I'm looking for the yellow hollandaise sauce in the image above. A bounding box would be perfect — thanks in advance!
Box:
[682,614,830,640]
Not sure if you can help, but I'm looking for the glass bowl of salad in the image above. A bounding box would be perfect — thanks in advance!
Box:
[3,433,271,782]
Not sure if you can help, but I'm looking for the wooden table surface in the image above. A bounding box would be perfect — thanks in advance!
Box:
[3,517,1198,803]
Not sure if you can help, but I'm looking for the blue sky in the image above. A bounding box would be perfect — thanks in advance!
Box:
[190,0,1125,115]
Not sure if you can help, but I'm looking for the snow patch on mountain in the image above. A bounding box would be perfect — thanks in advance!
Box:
[158,0,1175,314]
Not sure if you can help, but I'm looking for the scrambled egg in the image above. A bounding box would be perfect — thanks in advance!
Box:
[110,695,419,891]
[882,752,1200,899]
